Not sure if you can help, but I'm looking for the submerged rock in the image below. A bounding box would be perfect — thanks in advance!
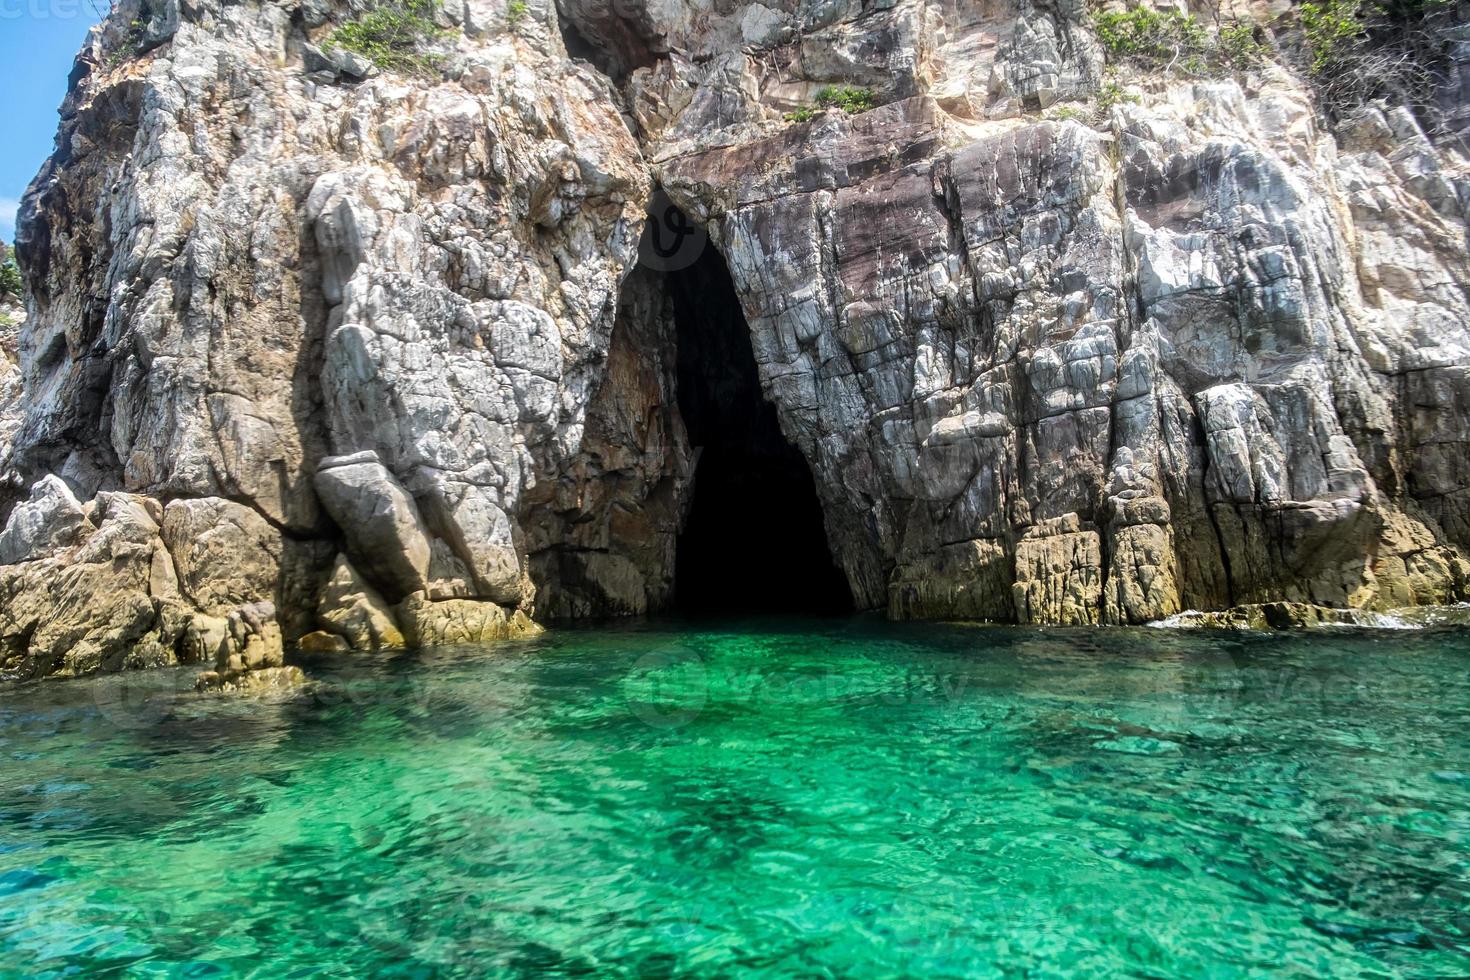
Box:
[297,630,351,654]
[196,665,308,695]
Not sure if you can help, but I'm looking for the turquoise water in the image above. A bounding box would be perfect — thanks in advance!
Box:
[1,618,1469,977]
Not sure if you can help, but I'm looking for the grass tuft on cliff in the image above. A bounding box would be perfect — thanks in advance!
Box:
[328,0,452,77]
[105,19,148,69]
[784,85,878,123]
[814,85,877,113]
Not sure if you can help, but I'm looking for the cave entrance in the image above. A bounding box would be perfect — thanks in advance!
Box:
[664,214,853,616]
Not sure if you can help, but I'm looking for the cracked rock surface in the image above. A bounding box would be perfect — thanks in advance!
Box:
[2,0,1469,678]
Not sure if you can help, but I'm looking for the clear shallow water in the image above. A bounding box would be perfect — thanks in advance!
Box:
[2,619,1469,978]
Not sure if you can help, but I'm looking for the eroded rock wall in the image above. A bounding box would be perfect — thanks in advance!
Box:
[645,1,1470,624]
[1,0,652,676]
[1,0,1468,678]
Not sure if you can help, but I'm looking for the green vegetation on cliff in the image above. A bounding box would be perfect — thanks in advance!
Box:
[1095,0,1459,132]
[1094,6,1265,76]
[328,0,451,76]
[785,85,878,124]
[1297,0,1457,127]
[0,247,20,303]
[814,85,877,113]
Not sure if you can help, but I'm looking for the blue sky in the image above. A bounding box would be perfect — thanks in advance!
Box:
[1,6,101,242]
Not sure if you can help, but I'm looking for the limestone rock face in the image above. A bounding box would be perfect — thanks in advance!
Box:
[160,498,284,615]
[0,288,22,484]
[316,555,407,651]
[0,475,90,565]
[658,78,1470,621]
[0,487,300,679]
[1,491,179,677]
[313,452,433,602]
[395,593,542,647]
[1,0,1469,678]
[524,265,692,618]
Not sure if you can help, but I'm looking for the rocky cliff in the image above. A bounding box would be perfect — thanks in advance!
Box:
[2,0,1469,679]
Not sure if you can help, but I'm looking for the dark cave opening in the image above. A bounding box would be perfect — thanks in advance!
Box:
[555,7,663,85]
[666,224,854,617]
[556,17,603,71]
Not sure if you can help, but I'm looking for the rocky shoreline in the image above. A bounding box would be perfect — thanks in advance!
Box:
[3,0,1470,685]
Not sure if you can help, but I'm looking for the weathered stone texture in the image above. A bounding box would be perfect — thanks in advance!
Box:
[1,0,1468,680]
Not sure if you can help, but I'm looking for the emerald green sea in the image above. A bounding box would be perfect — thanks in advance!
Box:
[2,618,1469,977]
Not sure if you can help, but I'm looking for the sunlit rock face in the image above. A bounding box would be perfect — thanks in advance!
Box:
[660,91,1470,625]
[1,0,1468,677]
